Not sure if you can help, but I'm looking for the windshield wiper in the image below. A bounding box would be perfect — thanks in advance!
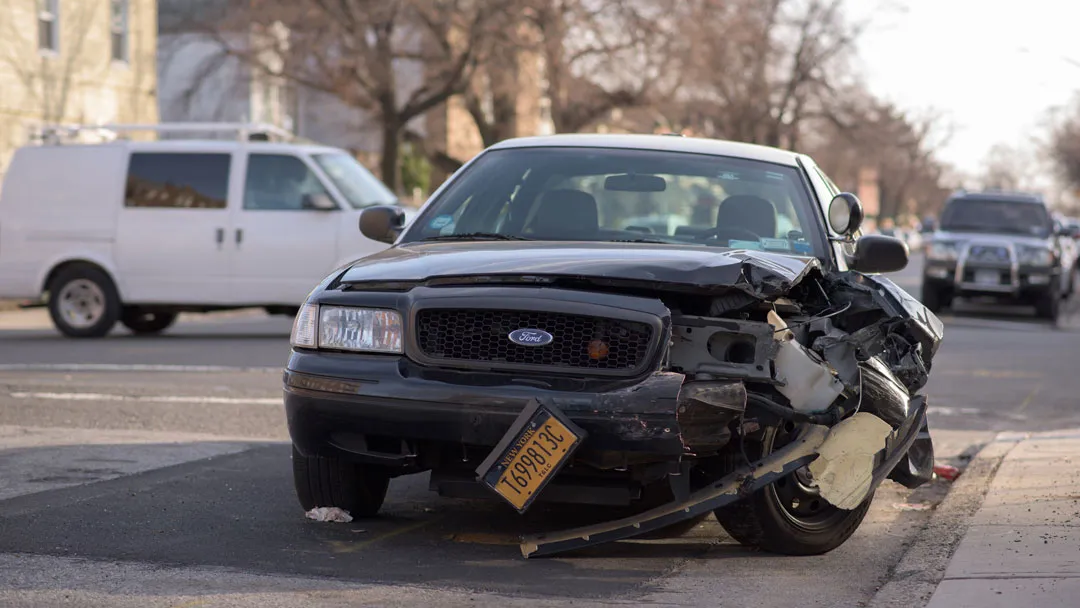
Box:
[422,232,533,241]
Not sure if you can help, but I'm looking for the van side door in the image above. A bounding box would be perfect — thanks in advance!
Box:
[114,151,234,304]
[229,152,341,305]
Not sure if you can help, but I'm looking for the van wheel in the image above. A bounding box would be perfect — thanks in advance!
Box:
[292,446,389,518]
[121,309,178,335]
[47,265,121,338]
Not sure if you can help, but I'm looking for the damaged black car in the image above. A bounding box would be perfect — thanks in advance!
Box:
[284,134,943,558]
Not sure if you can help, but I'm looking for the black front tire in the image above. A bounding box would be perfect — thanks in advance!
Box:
[713,425,874,555]
[47,264,121,338]
[121,309,179,335]
[291,446,390,517]
[1035,285,1060,321]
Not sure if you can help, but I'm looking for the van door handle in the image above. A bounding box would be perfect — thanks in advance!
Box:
[235,228,243,246]
[215,227,224,245]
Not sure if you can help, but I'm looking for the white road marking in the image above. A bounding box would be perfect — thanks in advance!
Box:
[7,391,280,405]
[928,406,983,416]
[928,405,1027,421]
[0,363,280,373]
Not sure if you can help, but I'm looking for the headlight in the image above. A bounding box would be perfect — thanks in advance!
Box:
[926,242,959,261]
[1017,246,1055,266]
[318,306,403,353]
[291,302,319,348]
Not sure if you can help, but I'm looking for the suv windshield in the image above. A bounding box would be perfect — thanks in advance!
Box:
[940,198,1051,237]
[401,146,826,257]
[313,152,399,209]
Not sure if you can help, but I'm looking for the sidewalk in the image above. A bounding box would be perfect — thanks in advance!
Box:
[926,429,1080,607]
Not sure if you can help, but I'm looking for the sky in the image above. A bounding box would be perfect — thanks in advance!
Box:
[852,0,1080,186]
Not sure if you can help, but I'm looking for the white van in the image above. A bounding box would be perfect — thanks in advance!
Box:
[0,123,408,338]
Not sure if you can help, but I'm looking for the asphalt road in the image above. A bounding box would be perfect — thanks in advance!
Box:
[0,252,1077,606]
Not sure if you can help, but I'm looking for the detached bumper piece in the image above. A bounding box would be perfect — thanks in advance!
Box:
[519,425,830,558]
[518,395,929,558]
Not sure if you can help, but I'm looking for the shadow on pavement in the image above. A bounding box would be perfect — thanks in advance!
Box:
[0,444,738,599]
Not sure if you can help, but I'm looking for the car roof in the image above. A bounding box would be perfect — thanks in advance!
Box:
[947,190,1045,205]
[488,133,804,167]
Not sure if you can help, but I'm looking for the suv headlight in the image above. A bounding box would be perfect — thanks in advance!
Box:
[926,241,959,261]
[289,303,403,353]
[1017,245,1055,266]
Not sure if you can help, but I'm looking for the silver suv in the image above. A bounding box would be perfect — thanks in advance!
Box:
[921,190,1077,320]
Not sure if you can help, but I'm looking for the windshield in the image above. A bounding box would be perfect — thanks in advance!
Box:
[312,152,399,209]
[400,147,826,257]
[940,198,1051,237]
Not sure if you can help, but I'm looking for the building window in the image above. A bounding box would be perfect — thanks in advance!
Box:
[110,0,128,62]
[38,0,59,53]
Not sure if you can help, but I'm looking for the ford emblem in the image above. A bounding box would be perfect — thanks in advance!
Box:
[508,328,553,347]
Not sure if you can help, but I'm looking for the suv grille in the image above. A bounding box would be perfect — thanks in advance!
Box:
[415,309,654,372]
[967,245,1011,264]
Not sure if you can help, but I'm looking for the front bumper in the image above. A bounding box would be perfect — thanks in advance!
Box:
[284,351,743,470]
[923,259,1056,296]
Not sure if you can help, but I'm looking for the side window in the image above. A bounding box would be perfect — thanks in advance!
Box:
[244,154,331,210]
[125,153,231,209]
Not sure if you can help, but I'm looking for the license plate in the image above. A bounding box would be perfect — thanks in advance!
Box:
[974,270,1000,285]
[476,399,586,513]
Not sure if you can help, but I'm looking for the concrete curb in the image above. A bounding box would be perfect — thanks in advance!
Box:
[867,434,1021,608]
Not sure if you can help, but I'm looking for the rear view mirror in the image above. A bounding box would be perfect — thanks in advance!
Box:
[359,205,406,244]
[302,192,337,211]
[848,234,909,274]
[604,173,667,192]
[828,193,864,236]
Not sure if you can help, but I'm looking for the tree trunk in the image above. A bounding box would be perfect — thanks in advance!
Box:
[381,119,401,194]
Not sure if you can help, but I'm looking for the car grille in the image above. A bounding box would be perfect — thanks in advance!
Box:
[414,309,654,373]
[967,245,1011,264]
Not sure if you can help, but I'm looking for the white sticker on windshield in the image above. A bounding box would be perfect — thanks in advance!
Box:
[439,222,456,235]
[761,238,791,251]
[429,214,453,229]
[718,171,740,180]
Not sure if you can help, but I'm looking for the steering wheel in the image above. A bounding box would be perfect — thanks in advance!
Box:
[701,226,763,243]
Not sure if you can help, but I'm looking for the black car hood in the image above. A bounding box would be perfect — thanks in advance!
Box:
[337,241,823,298]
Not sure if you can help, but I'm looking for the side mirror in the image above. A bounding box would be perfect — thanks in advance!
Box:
[359,205,406,244]
[302,192,337,211]
[848,234,909,274]
[828,193,864,237]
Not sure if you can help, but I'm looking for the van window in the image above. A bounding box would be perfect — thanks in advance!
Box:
[244,154,331,210]
[125,153,231,209]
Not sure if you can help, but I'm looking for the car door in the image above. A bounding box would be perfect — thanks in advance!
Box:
[229,152,342,306]
[114,151,235,304]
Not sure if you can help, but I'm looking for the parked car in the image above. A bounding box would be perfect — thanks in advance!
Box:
[284,133,942,559]
[921,190,1076,320]
[0,123,406,337]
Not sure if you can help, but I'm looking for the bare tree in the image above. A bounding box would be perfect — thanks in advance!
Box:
[1048,96,1080,194]
[979,143,1034,191]
[669,0,864,148]
[526,0,682,134]
[179,0,518,192]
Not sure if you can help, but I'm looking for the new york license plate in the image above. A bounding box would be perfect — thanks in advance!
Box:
[476,400,586,513]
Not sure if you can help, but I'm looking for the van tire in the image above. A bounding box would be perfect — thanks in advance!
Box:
[47,265,121,338]
[121,309,178,335]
